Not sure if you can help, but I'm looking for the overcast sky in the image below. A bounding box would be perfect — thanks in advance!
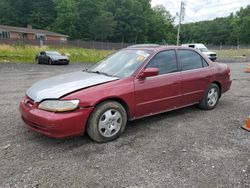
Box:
[151,0,250,23]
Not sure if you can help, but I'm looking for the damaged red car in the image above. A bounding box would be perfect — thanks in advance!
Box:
[20,44,232,142]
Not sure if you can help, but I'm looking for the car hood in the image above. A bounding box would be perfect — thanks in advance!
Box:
[203,51,216,55]
[26,71,119,102]
[49,55,68,60]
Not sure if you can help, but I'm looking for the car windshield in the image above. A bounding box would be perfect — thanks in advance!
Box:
[199,48,209,52]
[46,51,61,56]
[87,49,152,78]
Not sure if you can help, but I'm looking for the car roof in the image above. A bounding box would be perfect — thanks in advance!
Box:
[126,44,194,52]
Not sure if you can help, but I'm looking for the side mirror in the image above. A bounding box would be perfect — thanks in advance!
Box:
[138,68,159,79]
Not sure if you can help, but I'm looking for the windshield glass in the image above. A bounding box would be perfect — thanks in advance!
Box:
[87,49,152,78]
[46,51,61,56]
[198,48,209,52]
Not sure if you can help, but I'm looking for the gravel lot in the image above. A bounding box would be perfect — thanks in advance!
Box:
[0,62,249,188]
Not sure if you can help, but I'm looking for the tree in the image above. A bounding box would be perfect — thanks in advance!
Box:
[180,5,250,45]
[147,5,176,44]
[89,11,116,41]
[52,0,80,39]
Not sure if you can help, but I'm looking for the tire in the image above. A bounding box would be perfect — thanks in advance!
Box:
[35,58,40,64]
[48,58,53,65]
[87,101,127,143]
[199,83,220,110]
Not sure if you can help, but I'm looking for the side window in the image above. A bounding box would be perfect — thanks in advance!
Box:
[146,50,177,75]
[202,58,209,67]
[178,50,203,71]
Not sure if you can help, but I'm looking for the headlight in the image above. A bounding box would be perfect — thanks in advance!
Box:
[38,100,79,112]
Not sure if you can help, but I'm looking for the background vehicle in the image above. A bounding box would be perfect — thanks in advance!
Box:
[20,45,231,143]
[35,51,69,65]
[181,43,217,61]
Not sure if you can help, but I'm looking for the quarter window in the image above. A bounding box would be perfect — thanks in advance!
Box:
[178,50,203,71]
[202,58,209,67]
[146,50,178,75]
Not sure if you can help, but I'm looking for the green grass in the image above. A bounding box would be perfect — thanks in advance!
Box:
[213,49,250,59]
[0,45,113,63]
[1,44,249,63]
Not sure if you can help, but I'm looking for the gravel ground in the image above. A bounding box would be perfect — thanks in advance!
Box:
[0,62,249,188]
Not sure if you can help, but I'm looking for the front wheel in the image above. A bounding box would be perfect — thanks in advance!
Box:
[35,58,40,64]
[48,58,53,65]
[87,101,127,143]
[199,83,220,110]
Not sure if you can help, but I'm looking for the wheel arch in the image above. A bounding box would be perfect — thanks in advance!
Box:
[211,81,222,97]
[93,97,131,120]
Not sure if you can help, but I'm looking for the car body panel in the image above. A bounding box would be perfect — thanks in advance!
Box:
[180,67,212,105]
[26,71,119,102]
[62,77,136,119]
[20,96,93,137]
[134,72,182,117]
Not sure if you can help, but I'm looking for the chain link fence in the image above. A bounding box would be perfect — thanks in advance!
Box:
[0,38,135,50]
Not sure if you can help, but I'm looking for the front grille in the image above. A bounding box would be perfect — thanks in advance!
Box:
[59,59,68,62]
[210,54,216,57]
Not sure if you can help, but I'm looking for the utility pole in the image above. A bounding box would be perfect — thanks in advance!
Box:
[176,1,185,46]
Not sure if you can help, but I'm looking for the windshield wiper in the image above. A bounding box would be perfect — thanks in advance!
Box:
[85,69,115,77]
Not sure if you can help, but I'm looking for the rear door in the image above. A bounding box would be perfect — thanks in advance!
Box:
[134,50,182,118]
[177,49,212,106]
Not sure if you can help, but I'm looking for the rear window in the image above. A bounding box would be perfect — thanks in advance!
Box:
[178,50,203,71]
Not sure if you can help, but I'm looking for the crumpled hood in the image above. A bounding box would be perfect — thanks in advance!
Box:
[26,71,119,102]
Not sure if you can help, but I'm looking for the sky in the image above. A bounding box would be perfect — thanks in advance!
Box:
[151,0,250,24]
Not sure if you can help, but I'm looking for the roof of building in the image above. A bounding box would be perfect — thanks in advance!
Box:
[0,25,68,37]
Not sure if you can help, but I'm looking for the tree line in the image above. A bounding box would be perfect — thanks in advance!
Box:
[0,0,176,43]
[0,0,249,45]
[180,5,250,45]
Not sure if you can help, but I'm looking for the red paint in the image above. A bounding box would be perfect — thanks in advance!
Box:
[19,46,232,138]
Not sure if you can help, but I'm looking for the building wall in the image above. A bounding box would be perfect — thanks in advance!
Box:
[10,32,20,39]
[9,32,35,39]
[27,33,35,40]
[46,35,61,41]
[9,31,66,41]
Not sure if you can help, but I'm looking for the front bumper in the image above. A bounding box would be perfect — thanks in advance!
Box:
[19,98,93,138]
[52,59,69,65]
[209,56,217,61]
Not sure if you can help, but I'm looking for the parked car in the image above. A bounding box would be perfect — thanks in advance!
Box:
[35,51,69,65]
[181,43,217,61]
[20,44,231,143]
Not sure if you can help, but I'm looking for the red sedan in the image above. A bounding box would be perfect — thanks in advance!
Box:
[20,44,232,142]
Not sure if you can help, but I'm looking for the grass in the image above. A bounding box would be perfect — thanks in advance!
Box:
[0,44,249,63]
[0,44,113,63]
[213,48,250,59]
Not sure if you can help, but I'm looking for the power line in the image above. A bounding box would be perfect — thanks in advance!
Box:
[184,15,196,22]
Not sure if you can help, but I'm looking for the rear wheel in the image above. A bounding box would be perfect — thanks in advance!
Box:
[87,101,127,143]
[199,83,220,110]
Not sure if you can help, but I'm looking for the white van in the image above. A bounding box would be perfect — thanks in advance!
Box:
[181,43,217,61]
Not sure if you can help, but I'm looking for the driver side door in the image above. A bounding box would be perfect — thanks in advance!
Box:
[134,50,182,118]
